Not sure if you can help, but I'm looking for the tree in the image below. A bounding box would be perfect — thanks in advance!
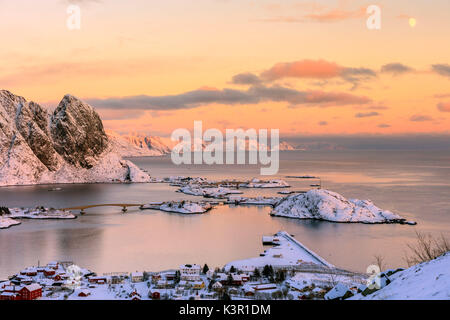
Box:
[275,270,285,283]
[229,266,236,273]
[227,274,233,285]
[262,265,274,278]
[253,268,261,279]
[174,270,181,284]
[202,264,209,274]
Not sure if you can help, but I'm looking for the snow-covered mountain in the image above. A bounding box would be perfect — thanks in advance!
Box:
[271,189,411,224]
[353,252,450,300]
[0,90,151,186]
[107,131,171,157]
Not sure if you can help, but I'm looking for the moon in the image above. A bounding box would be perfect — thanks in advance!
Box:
[409,18,417,28]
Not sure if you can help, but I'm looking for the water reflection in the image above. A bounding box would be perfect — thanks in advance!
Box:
[0,150,449,278]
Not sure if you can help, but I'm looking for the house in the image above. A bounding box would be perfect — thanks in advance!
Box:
[151,291,160,300]
[252,283,277,291]
[44,268,56,277]
[109,275,125,285]
[192,281,205,290]
[156,280,169,289]
[47,261,59,270]
[216,273,228,285]
[212,281,223,291]
[231,274,244,286]
[165,272,176,281]
[131,272,144,283]
[151,273,162,283]
[0,292,21,300]
[206,270,215,279]
[88,276,107,284]
[241,274,250,282]
[78,289,91,297]
[129,291,141,300]
[179,264,201,281]
[19,284,42,300]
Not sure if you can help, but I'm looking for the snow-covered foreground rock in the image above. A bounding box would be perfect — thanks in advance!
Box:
[351,252,450,300]
[0,90,151,186]
[0,216,21,229]
[271,189,414,224]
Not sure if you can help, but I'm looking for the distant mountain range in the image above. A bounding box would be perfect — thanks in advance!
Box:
[108,133,345,155]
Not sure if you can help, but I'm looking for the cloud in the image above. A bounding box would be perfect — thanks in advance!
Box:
[318,121,328,126]
[432,64,450,78]
[87,85,371,111]
[260,59,342,81]
[378,124,391,128]
[381,63,414,75]
[410,115,433,122]
[231,73,262,85]
[255,59,376,89]
[257,7,365,23]
[437,102,450,112]
[355,111,380,118]
[303,7,366,23]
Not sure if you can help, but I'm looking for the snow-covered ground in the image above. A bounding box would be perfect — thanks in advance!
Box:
[8,207,76,219]
[226,196,283,206]
[241,178,290,188]
[159,201,213,214]
[271,189,415,224]
[0,216,21,229]
[179,185,243,198]
[224,231,335,272]
[0,208,76,230]
[351,252,450,300]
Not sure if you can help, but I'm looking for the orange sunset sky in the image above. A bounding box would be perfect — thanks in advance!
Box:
[1,0,450,138]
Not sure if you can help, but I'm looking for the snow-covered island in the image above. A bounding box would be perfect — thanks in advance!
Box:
[140,201,213,214]
[271,189,416,225]
[241,178,290,188]
[0,207,76,230]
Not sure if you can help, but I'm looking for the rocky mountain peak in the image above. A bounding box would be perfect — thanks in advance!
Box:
[51,94,109,169]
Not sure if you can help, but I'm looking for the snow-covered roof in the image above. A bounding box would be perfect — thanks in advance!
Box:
[23,283,42,291]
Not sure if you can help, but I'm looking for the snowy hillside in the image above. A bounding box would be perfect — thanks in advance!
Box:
[0,90,151,186]
[107,130,171,157]
[271,189,413,224]
[353,252,450,300]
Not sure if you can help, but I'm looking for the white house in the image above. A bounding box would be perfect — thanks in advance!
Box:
[131,272,144,283]
[179,264,201,281]
[212,281,223,291]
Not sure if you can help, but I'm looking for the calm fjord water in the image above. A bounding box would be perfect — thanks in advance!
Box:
[0,150,449,278]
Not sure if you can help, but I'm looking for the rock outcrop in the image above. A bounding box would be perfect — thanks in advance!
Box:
[0,90,151,186]
[271,189,411,224]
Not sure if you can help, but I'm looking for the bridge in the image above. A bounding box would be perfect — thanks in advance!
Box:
[61,204,144,214]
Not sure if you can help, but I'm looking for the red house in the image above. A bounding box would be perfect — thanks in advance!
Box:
[44,268,56,277]
[19,284,42,300]
[152,291,160,300]
[0,292,21,301]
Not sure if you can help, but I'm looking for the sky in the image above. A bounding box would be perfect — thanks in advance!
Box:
[1,0,450,141]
